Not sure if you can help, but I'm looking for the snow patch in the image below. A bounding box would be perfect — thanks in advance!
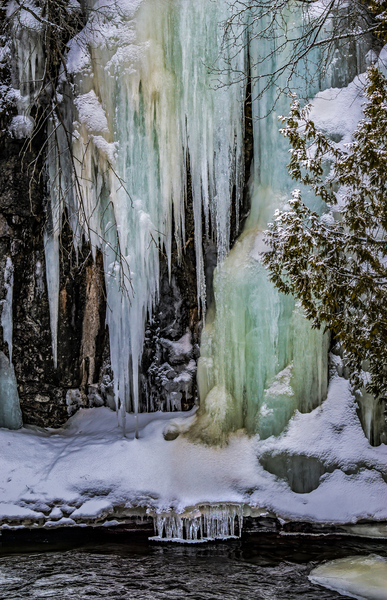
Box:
[74,90,109,134]
[8,115,34,139]
[70,499,113,519]
[264,364,294,397]
[310,75,366,147]
[0,377,386,528]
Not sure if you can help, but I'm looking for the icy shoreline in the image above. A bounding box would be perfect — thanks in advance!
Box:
[0,377,386,533]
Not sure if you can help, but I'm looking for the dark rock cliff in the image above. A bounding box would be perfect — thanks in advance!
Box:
[0,99,108,426]
[0,17,108,426]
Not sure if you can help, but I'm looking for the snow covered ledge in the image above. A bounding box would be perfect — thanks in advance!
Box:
[0,377,386,535]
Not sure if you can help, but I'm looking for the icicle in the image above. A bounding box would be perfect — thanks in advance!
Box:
[57,0,246,420]
[44,122,63,370]
[7,0,45,127]
[2,258,14,363]
[149,504,243,543]
[0,257,22,430]
[44,231,60,369]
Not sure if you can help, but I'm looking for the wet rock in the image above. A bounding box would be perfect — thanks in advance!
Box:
[163,423,180,441]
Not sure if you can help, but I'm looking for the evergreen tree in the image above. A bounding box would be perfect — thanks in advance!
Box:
[263,64,387,398]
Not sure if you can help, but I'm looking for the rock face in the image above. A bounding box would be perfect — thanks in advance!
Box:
[140,258,200,412]
[140,170,200,413]
[0,104,108,426]
[0,26,108,426]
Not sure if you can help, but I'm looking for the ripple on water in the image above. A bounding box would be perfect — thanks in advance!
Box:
[0,539,386,600]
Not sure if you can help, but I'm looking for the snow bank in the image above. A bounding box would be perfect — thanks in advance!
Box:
[310,75,366,146]
[0,377,386,529]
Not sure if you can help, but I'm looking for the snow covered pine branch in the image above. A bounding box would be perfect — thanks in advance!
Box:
[263,64,387,399]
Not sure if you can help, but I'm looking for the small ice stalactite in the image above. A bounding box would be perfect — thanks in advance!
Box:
[166,392,182,413]
[7,0,45,125]
[149,504,243,543]
[35,260,45,297]
[2,257,14,363]
[0,257,22,429]
[0,352,22,430]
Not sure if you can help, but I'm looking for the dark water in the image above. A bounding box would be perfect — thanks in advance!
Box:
[0,530,386,599]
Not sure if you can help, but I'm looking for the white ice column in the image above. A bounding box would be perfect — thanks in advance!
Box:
[0,257,22,429]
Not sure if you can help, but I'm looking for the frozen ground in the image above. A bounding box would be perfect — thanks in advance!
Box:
[0,376,386,530]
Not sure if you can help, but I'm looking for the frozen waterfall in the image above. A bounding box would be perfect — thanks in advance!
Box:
[62,0,330,438]
[4,0,376,446]
[57,0,247,426]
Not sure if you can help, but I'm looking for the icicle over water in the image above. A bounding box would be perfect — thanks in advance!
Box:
[150,504,243,543]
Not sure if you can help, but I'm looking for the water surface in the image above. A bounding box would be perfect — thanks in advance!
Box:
[1,530,386,599]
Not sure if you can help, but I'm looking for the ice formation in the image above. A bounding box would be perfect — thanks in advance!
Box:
[0,258,22,429]
[2,0,386,529]
[150,504,243,543]
[45,0,335,437]
[309,555,387,600]
[2,257,14,363]
[0,351,22,429]
[54,0,247,426]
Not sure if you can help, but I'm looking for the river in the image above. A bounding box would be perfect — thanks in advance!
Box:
[1,530,386,599]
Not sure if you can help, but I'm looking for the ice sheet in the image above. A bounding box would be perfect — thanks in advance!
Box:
[309,555,387,600]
